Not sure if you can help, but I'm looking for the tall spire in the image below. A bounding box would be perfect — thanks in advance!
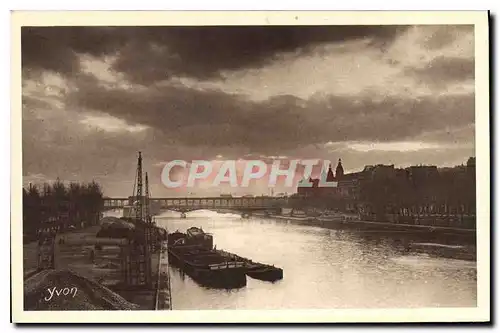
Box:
[134,151,143,221]
[335,158,344,179]
[327,163,335,181]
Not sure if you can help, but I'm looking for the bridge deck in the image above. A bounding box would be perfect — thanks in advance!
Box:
[103,197,287,210]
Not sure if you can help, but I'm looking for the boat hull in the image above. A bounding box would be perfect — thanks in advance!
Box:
[246,266,283,282]
[216,250,284,282]
[168,248,247,289]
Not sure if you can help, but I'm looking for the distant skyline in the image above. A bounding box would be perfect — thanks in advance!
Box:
[22,25,475,196]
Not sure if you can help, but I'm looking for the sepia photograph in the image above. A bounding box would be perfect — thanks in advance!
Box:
[11,11,490,323]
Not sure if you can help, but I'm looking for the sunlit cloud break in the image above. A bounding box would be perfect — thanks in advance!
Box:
[80,114,149,133]
[348,141,466,152]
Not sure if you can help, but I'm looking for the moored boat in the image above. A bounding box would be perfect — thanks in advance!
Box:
[216,249,284,282]
[167,229,246,289]
[311,211,361,228]
[315,211,344,223]
[168,227,213,250]
[246,265,283,282]
[168,246,247,289]
[168,227,284,287]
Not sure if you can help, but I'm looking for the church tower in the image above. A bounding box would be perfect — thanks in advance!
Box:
[335,158,344,179]
[327,163,335,182]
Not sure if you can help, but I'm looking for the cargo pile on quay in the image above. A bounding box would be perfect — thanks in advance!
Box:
[167,227,283,289]
[24,270,139,310]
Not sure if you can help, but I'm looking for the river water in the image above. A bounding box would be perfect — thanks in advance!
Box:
[155,210,476,310]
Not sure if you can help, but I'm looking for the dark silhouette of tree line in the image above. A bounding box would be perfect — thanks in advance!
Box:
[23,179,104,242]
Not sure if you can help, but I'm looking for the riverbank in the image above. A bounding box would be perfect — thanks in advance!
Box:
[252,212,476,261]
[255,211,475,235]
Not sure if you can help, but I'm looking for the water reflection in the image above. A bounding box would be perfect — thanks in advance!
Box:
[156,210,477,310]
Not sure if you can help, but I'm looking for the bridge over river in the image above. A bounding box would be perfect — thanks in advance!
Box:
[103,196,289,215]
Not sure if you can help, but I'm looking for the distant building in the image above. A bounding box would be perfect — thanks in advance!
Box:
[327,163,335,182]
[335,158,344,179]
[296,159,361,210]
[296,156,476,219]
[406,165,439,184]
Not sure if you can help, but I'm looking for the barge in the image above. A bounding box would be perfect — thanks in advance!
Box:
[216,250,283,282]
[168,246,247,289]
[167,227,284,288]
[167,227,247,289]
[246,265,283,282]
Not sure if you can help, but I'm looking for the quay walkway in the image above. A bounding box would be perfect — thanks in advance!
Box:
[155,244,172,310]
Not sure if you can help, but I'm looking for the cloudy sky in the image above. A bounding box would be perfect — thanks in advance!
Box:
[21,25,475,197]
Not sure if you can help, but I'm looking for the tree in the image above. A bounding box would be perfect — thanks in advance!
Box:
[23,179,104,240]
[23,183,41,239]
[81,180,104,226]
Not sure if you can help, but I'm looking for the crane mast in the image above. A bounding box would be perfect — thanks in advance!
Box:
[134,151,143,221]
[123,151,152,288]
[145,172,151,223]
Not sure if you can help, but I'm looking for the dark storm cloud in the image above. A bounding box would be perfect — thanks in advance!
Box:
[405,56,475,87]
[22,25,407,82]
[421,25,473,50]
[111,26,408,84]
[22,27,129,76]
[64,74,475,155]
